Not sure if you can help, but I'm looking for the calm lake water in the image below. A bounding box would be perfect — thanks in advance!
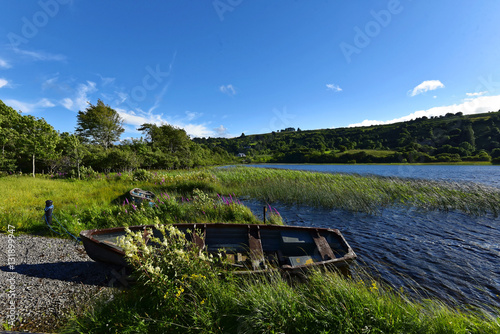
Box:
[238,164,500,311]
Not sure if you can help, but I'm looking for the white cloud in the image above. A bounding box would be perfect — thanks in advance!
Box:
[220,84,236,96]
[0,59,10,68]
[466,91,487,97]
[348,94,500,127]
[0,78,8,88]
[326,84,342,92]
[60,81,97,111]
[409,80,445,96]
[4,98,55,113]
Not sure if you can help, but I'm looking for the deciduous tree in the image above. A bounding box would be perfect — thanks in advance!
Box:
[76,100,124,149]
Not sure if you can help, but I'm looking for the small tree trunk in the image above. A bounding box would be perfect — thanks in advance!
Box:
[77,160,81,180]
[32,153,35,178]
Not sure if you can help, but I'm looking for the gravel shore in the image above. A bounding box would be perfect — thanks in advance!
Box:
[0,234,118,333]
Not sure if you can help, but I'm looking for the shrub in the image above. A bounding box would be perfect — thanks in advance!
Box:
[133,168,152,181]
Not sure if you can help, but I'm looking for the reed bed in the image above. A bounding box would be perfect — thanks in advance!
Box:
[212,167,500,216]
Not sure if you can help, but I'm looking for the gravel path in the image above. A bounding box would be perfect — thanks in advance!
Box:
[0,234,119,333]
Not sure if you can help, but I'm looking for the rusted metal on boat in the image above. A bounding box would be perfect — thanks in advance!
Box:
[129,188,156,204]
[80,223,357,273]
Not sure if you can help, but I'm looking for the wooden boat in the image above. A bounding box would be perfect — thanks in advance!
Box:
[80,223,356,273]
[129,188,156,204]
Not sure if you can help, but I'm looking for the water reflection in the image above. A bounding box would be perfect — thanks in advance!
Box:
[243,199,500,311]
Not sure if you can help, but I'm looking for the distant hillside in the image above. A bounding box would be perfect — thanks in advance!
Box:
[194,111,500,164]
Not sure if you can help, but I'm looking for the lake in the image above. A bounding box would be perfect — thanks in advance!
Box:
[238,164,500,311]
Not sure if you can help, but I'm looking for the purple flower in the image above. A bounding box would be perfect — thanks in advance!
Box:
[126,198,129,204]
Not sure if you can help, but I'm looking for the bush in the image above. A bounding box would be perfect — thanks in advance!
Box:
[133,168,152,181]
[79,166,98,180]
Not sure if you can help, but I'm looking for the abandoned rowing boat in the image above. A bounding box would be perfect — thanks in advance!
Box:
[80,223,357,273]
[129,188,156,204]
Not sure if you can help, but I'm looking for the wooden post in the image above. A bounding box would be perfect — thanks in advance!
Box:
[45,200,53,225]
[263,206,267,224]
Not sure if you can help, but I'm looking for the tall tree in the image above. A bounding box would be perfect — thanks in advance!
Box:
[76,100,124,149]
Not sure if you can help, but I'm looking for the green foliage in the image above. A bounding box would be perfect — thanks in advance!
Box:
[133,168,152,181]
[75,99,124,149]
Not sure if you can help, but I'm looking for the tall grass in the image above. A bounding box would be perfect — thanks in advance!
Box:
[212,167,500,216]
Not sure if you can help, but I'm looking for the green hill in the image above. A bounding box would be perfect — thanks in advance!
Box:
[194,111,500,164]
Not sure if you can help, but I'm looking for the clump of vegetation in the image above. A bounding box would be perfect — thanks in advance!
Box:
[132,168,152,181]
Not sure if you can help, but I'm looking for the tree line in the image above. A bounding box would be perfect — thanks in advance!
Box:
[0,99,235,177]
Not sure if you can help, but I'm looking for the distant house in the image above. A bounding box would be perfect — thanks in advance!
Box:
[283,127,296,132]
[237,153,246,157]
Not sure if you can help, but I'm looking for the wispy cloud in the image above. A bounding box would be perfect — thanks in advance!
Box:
[185,110,202,121]
[97,74,115,86]
[466,91,487,97]
[12,47,66,62]
[60,81,97,111]
[326,83,342,92]
[220,84,236,96]
[0,78,8,88]
[348,94,500,128]
[4,98,55,113]
[409,80,445,97]
[148,83,170,114]
[0,58,10,68]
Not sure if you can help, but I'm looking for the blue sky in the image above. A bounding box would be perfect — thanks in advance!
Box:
[1,1,500,139]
